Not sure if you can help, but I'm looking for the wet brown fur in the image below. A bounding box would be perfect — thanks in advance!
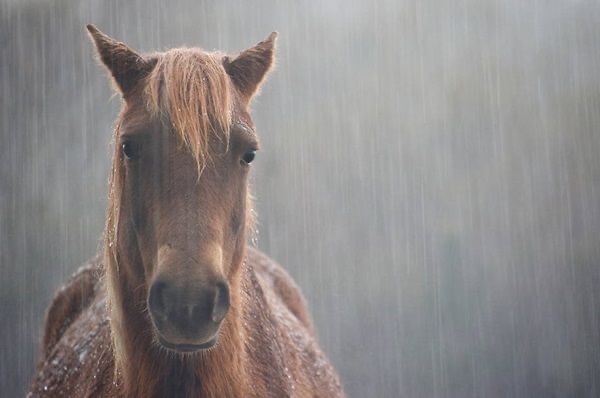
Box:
[28,25,343,397]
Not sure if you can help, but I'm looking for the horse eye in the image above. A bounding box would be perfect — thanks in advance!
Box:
[241,150,256,165]
[122,140,141,160]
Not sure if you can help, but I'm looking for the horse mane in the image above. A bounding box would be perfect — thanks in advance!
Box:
[145,48,233,171]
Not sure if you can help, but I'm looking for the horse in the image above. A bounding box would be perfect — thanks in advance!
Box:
[28,25,344,397]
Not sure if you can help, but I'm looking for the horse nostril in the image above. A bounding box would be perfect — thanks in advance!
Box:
[212,281,230,323]
[148,281,168,320]
[148,277,230,339]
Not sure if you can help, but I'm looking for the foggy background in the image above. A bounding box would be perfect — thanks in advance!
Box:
[2,0,600,396]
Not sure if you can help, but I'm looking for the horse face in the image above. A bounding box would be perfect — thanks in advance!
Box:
[117,106,257,351]
[87,25,275,353]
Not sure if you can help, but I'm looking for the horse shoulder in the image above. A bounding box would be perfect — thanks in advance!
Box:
[244,247,345,397]
[39,254,102,366]
[245,246,315,334]
[30,256,117,397]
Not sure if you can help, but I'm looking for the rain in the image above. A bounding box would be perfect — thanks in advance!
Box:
[2,0,600,396]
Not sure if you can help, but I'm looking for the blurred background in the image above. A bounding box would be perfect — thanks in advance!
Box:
[2,0,600,396]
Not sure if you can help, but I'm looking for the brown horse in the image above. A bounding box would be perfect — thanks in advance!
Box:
[28,25,344,397]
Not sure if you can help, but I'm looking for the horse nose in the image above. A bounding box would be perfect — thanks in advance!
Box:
[148,278,230,338]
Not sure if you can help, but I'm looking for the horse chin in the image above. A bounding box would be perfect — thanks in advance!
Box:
[156,334,218,354]
[148,306,224,354]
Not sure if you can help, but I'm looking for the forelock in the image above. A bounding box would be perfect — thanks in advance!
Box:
[143,48,232,169]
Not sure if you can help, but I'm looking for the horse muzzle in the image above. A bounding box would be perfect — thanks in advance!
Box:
[148,275,230,352]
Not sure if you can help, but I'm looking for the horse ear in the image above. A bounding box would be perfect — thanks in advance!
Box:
[223,32,277,103]
[86,24,154,94]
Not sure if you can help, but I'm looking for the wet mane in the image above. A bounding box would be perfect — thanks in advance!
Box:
[144,48,232,170]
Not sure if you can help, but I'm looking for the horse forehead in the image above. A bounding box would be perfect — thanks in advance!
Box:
[118,98,156,133]
[118,91,255,137]
[231,105,255,132]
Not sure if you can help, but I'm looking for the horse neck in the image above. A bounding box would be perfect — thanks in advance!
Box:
[107,249,248,397]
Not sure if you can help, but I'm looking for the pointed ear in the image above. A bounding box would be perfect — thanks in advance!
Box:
[86,24,155,94]
[223,32,277,103]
